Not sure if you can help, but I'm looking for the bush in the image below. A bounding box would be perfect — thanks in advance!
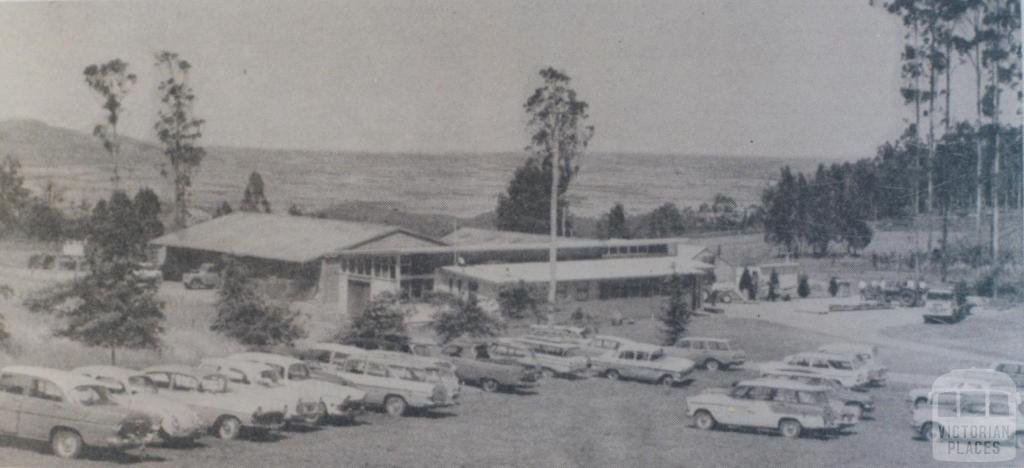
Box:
[346,292,406,340]
[433,294,502,344]
[828,277,839,297]
[797,275,810,298]
[211,260,305,346]
[659,274,691,345]
[496,280,544,322]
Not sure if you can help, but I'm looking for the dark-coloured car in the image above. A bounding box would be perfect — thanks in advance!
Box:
[421,341,542,393]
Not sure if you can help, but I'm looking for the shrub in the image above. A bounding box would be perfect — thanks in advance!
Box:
[497,280,544,322]
[433,294,503,344]
[828,277,839,297]
[797,275,810,298]
[660,274,691,345]
[346,291,406,340]
[211,260,305,346]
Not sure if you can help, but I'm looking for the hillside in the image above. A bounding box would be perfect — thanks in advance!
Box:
[0,119,821,221]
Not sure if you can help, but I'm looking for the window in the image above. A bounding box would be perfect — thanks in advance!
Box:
[635,351,649,361]
[828,360,853,370]
[775,389,799,403]
[128,376,158,394]
[934,392,958,417]
[676,340,690,349]
[709,342,728,351]
[729,386,750,399]
[747,386,775,401]
[148,373,171,389]
[0,373,31,395]
[576,285,589,301]
[365,362,388,378]
[31,379,64,402]
[691,341,705,350]
[172,374,200,391]
[289,364,310,381]
[619,351,635,360]
[224,369,249,385]
[71,385,110,406]
[796,391,824,405]
[990,393,1012,416]
[344,360,366,374]
[96,377,126,394]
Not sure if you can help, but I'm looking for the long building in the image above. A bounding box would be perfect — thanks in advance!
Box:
[151,212,714,317]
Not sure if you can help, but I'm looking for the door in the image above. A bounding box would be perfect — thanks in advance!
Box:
[0,373,29,434]
[347,280,371,317]
[743,385,777,428]
[18,378,67,441]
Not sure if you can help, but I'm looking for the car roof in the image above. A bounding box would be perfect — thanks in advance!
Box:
[308,343,366,355]
[617,342,664,353]
[231,352,303,367]
[993,360,1024,367]
[200,357,276,376]
[737,378,828,392]
[679,337,730,342]
[356,350,448,368]
[72,365,144,382]
[2,366,100,390]
[591,335,633,343]
[143,364,206,376]
[791,352,851,360]
[513,337,581,349]
[819,343,874,353]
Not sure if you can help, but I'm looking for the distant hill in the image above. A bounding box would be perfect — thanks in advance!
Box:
[0,119,822,223]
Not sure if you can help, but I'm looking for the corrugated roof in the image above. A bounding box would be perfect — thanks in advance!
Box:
[441,227,552,246]
[440,255,712,284]
[151,212,441,263]
[334,236,710,259]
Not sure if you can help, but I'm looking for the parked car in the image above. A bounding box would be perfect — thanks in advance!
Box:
[511,337,590,378]
[817,343,887,383]
[229,351,368,423]
[760,368,873,420]
[524,324,592,343]
[182,262,221,289]
[316,352,455,416]
[576,335,636,358]
[921,289,971,324]
[434,341,543,393]
[143,364,286,440]
[590,342,695,386]
[991,361,1024,388]
[669,337,746,371]
[300,343,366,366]
[0,366,160,459]
[133,261,163,286]
[760,352,870,389]
[686,378,842,438]
[342,336,413,353]
[907,370,1015,409]
[912,386,1023,451]
[198,357,325,425]
[73,365,207,443]
[354,350,461,402]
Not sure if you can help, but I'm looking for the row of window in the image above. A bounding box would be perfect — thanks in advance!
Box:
[606,244,669,256]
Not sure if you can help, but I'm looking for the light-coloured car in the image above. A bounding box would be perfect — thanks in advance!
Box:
[760,352,870,389]
[590,342,695,386]
[577,335,636,358]
[318,352,455,416]
[524,324,591,343]
[907,370,1014,409]
[356,350,461,402]
[0,366,160,459]
[817,343,887,384]
[670,337,746,371]
[912,387,1023,450]
[512,337,590,378]
[143,364,287,440]
[760,368,873,421]
[182,262,221,289]
[228,352,367,423]
[198,357,325,425]
[73,365,207,443]
[991,361,1024,388]
[686,378,841,438]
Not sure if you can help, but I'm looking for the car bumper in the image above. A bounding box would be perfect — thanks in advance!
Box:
[329,399,367,418]
[105,431,158,449]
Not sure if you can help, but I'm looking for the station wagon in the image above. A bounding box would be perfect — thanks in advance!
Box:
[322,353,454,416]
[686,378,841,438]
[760,352,870,389]
[512,337,590,378]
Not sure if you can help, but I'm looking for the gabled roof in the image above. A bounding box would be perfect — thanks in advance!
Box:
[441,227,551,246]
[151,212,444,263]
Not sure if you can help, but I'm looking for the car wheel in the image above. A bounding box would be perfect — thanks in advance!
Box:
[921,422,942,442]
[721,295,732,304]
[216,416,242,440]
[845,403,863,420]
[187,279,202,290]
[384,396,407,417]
[51,429,83,459]
[778,419,802,439]
[658,375,676,387]
[480,379,500,393]
[605,369,621,381]
[914,398,928,410]
[704,359,721,371]
[693,411,716,431]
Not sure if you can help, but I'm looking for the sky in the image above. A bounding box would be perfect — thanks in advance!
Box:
[0,0,988,159]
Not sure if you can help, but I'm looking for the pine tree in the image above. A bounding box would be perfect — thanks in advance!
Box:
[660,273,691,345]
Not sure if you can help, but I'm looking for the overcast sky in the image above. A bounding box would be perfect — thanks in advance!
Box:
[0,0,981,158]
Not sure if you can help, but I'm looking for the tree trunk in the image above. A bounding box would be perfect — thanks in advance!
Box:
[110,346,116,366]
[974,45,984,246]
[548,127,560,304]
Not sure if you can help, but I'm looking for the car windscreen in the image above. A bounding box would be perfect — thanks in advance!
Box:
[72,385,113,406]
[828,360,854,370]
[796,390,826,405]
[650,349,666,361]
[288,363,310,380]
[128,375,159,394]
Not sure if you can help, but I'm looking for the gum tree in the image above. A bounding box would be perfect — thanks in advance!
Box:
[155,51,206,229]
[83,59,136,190]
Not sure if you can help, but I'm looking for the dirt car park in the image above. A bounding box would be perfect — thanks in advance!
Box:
[0,290,1017,467]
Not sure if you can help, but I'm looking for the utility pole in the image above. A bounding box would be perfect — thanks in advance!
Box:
[548,125,560,304]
